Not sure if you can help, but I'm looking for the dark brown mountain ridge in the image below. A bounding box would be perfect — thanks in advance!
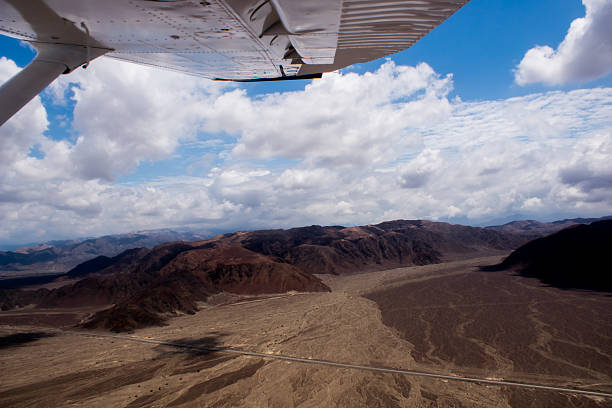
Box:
[492,219,612,292]
[239,220,526,274]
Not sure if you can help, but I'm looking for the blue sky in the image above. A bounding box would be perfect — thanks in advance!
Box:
[0,0,611,247]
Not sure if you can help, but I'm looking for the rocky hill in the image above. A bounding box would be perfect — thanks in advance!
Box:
[1,240,330,331]
[494,220,612,292]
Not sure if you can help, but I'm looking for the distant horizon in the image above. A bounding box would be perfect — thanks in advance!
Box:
[2,213,610,251]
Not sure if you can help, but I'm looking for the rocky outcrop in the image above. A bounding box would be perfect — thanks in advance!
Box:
[80,243,329,332]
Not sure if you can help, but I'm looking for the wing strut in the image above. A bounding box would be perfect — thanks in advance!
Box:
[214,73,322,82]
[0,42,109,126]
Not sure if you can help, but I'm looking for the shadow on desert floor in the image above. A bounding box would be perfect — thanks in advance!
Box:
[0,331,55,349]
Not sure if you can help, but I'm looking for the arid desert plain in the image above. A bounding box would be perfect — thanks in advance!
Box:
[1,255,611,407]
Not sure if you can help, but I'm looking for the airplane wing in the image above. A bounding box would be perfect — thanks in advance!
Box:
[0,0,469,125]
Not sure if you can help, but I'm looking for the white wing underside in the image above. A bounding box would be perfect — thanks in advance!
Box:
[0,0,469,80]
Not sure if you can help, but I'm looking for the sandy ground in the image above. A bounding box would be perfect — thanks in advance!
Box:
[0,255,610,407]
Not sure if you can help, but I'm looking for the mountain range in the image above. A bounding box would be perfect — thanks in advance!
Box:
[2,216,609,280]
[1,216,609,332]
[1,219,529,331]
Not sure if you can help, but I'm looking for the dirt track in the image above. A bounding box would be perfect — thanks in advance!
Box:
[1,255,611,407]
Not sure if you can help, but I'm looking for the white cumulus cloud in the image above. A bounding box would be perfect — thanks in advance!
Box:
[202,61,452,168]
[515,0,612,85]
[50,57,230,181]
[0,56,611,246]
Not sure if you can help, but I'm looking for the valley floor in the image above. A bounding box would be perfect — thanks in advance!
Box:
[1,255,611,407]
